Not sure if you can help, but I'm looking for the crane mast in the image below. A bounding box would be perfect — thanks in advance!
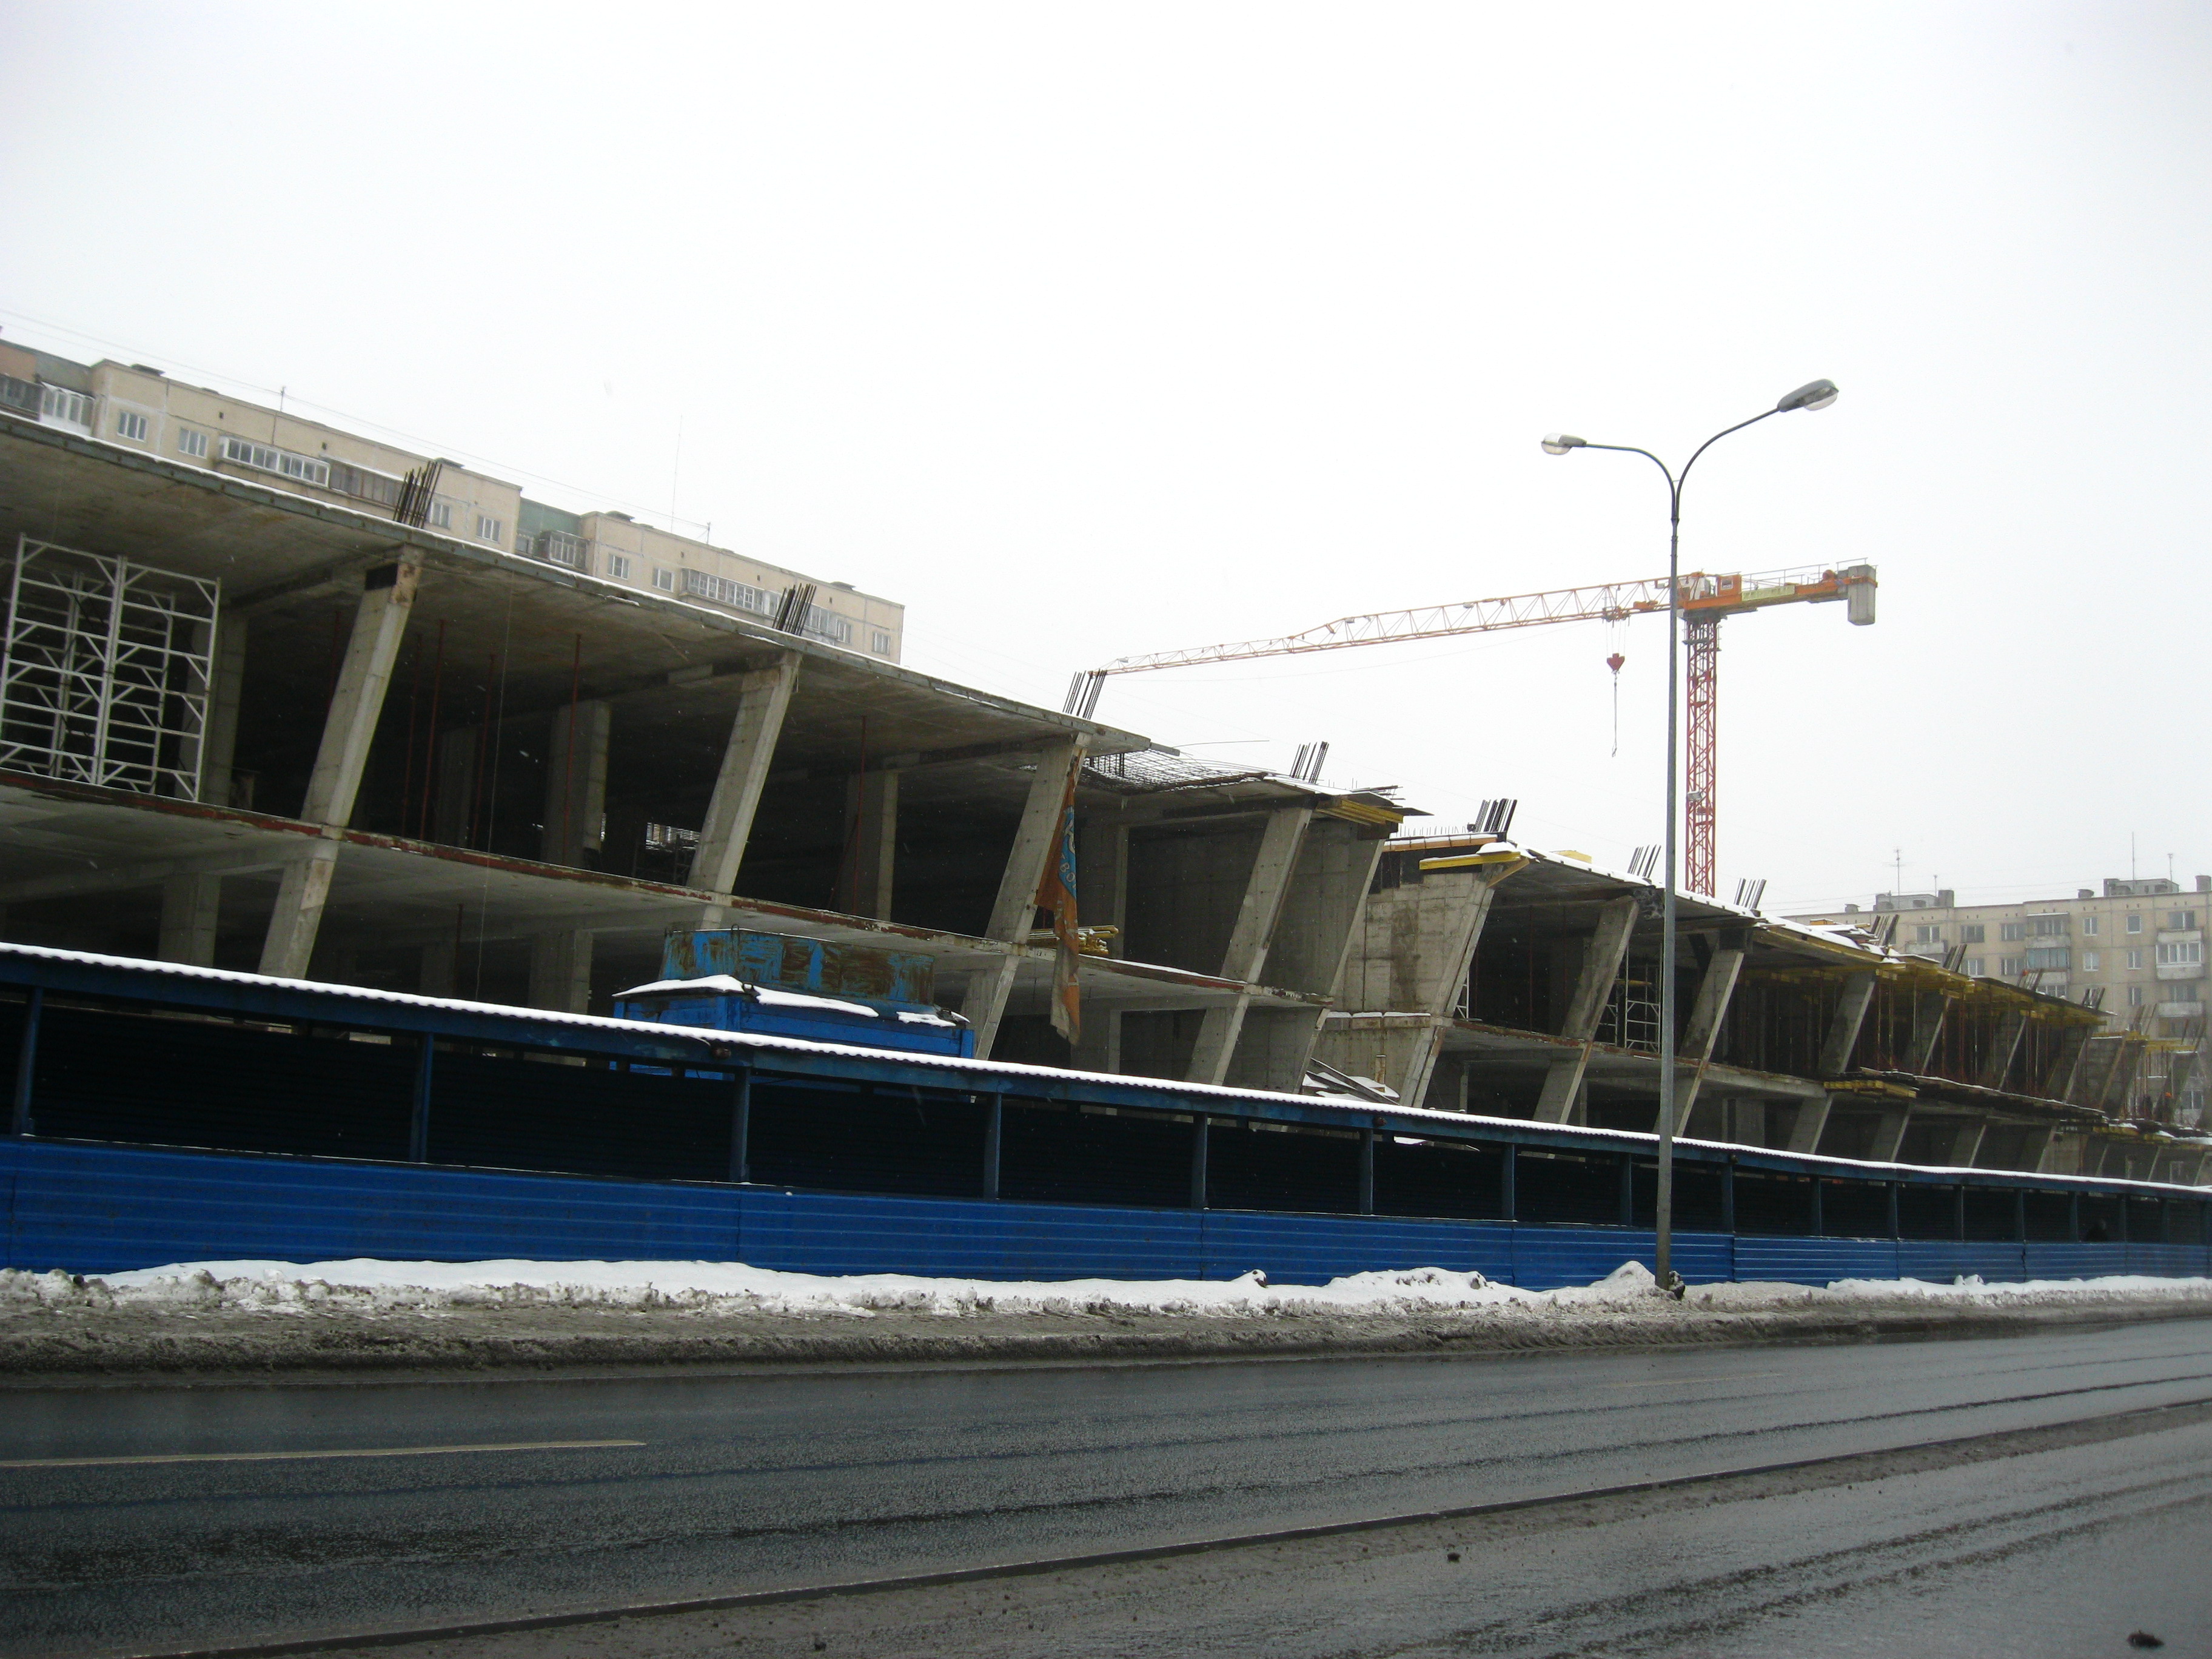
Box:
[1067,562,1876,898]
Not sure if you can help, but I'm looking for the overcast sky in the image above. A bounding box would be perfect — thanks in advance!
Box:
[4,2,2205,914]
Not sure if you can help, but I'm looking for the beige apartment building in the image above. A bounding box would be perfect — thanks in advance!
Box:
[1795,875,2208,1124]
[0,339,902,661]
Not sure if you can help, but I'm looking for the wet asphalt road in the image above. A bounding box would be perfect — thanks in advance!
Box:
[4,1318,2212,1657]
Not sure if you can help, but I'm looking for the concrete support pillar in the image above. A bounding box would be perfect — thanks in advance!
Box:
[1726,1098,1769,1149]
[1073,1005,1123,1074]
[1818,971,1879,1077]
[1189,806,1314,1085]
[693,654,802,910]
[433,725,478,846]
[158,873,222,968]
[1911,990,1950,1074]
[972,740,1089,1056]
[2017,1125,2056,1173]
[540,699,612,868]
[201,612,248,808]
[2102,1040,2147,1118]
[1076,817,1130,955]
[1534,894,1639,1124]
[1672,939,1747,1130]
[527,930,594,1014]
[1946,1118,1988,1168]
[1977,1010,2030,1091]
[1785,1094,1834,1156]
[1869,1105,1912,1164]
[258,557,422,980]
[420,937,457,998]
[834,768,899,920]
[2044,1024,2094,1101]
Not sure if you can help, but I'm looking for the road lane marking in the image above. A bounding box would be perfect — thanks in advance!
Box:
[0,1438,643,1470]
[1604,1372,1784,1388]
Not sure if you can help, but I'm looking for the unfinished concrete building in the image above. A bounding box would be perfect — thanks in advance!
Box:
[0,404,1404,1101]
[1311,834,2210,1184]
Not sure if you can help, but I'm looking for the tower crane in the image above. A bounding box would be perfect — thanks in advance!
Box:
[1064,562,1877,898]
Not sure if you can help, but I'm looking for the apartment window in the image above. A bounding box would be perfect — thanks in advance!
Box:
[1999,956,2024,976]
[218,434,329,488]
[2157,940,2204,966]
[535,530,587,569]
[1959,923,1985,944]
[2129,985,2146,1007]
[800,603,854,645]
[1965,957,1985,977]
[2083,951,2100,973]
[326,460,403,509]
[0,374,36,415]
[430,501,454,531]
[870,629,894,656]
[682,568,777,615]
[39,384,92,428]
[2029,915,2067,937]
[1999,922,2025,942]
[176,427,209,459]
[112,409,149,442]
[2025,947,2071,971]
[2127,914,2144,934]
[2171,911,2198,931]
[2082,915,2099,936]
[2128,949,2146,970]
[605,552,634,580]
[1912,924,1942,944]
[475,515,503,545]
[651,566,675,593]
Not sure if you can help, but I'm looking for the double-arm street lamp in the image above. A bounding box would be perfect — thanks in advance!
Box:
[1541,378,1839,1288]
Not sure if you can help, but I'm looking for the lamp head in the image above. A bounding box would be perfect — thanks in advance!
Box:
[1776,379,1839,413]
[1541,433,1586,455]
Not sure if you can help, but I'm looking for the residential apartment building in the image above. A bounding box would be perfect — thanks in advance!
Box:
[1793,876,2208,1124]
[0,338,902,660]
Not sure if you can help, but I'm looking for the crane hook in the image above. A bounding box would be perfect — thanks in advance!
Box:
[1606,652,1625,756]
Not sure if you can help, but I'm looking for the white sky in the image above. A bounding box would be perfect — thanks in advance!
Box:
[4,2,2206,914]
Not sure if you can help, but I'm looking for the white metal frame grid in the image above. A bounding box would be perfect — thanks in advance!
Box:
[0,535,220,799]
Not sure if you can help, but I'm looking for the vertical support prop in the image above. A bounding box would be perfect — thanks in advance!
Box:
[1886,1181,1901,1240]
[1618,1155,1635,1227]
[1358,1124,1376,1216]
[729,1068,753,1184]
[408,1034,434,1162]
[10,987,41,1136]
[1952,1183,1966,1242]
[1500,1143,1517,1222]
[1720,1159,1736,1235]
[2068,1191,2080,1243]
[1808,1176,1823,1239]
[1190,1116,1209,1210]
[2014,1188,2028,1243]
[983,1093,1003,1200]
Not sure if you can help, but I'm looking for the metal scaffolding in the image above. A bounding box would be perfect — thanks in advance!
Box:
[0,535,220,799]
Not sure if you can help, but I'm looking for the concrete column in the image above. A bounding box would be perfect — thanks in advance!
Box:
[1817,971,1879,1077]
[158,873,222,967]
[1534,894,1640,1123]
[2017,1125,2056,1173]
[1977,1009,2030,1091]
[1869,1105,1912,1163]
[1188,806,1314,1085]
[1785,1094,1834,1155]
[692,654,802,907]
[834,768,899,920]
[1075,817,1130,955]
[1672,939,1748,1130]
[2101,1040,2147,1116]
[200,612,248,808]
[2043,1024,2094,1101]
[527,930,594,1014]
[984,740,1088,945]
[1073,1005,1123,1074]
[420,938,457,998]
[1946,1118,1988,1168]
[258,557,422,980]
[432,725,478,846]
[971,740,1088,1057]
[540,699,611,868]
[1726,1098,1769,1149]
[1911,990,1950,1074]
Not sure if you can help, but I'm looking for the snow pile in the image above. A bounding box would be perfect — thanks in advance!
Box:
[4,1258,2208,1324]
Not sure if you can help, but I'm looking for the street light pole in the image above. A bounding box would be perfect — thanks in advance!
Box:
[1541,379,1837,1289]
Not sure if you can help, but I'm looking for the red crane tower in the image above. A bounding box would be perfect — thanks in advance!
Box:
[1065,563,1877,897]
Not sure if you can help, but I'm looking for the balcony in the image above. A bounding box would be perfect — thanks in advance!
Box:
[529,531,591,573]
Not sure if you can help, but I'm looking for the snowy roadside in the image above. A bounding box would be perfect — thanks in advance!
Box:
[4,1259,2209,1381]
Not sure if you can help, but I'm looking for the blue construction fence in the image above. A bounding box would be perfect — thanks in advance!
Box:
[7,1139,2205,1290]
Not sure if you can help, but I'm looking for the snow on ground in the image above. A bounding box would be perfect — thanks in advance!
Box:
[4,1258,2209,1322]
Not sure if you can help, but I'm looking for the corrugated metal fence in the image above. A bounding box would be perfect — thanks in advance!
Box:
[7,1139,2204,1289]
